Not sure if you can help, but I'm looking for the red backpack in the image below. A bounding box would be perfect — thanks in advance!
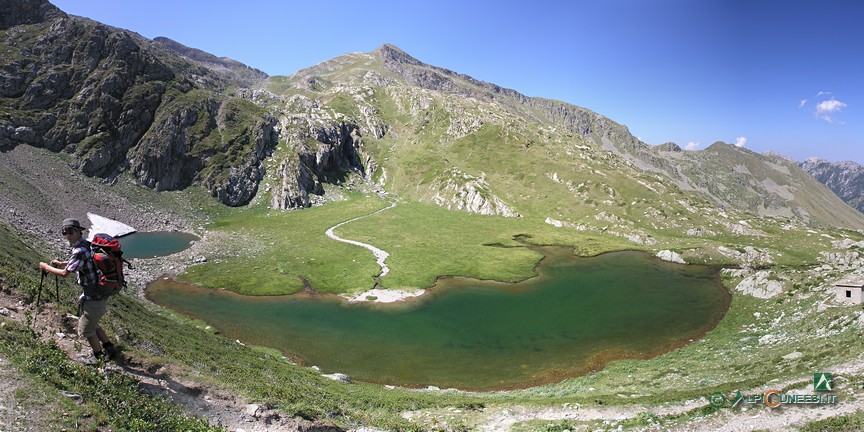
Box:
[90,233,133,297]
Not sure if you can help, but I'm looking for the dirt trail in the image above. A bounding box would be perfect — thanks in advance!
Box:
[0,291,341,432]
[325,200,397,278]
[459,356,864,431]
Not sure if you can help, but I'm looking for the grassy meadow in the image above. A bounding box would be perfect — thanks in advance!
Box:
[178,185,855,297]
[3,180,864,430]
[178,193,647,294]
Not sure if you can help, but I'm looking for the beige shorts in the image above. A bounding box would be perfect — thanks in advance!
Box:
[78,298,107,338]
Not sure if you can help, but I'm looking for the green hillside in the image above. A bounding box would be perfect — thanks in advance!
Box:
[3,3,864,430]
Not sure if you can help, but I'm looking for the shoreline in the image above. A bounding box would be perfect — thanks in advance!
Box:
[339,288,425,303]
[143,249,732,392]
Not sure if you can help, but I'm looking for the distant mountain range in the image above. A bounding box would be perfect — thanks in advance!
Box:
[2,0,862,231]
[800,158,864,213]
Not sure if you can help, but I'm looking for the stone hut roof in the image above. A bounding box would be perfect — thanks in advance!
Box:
[835,276,864,288]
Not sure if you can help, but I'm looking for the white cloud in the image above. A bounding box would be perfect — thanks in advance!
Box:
[817,91,832,96]
[735,136,748,147]
[798,99,807,108]
[815,98,847,123]
[685,141,700,150]
[817,99,847,112]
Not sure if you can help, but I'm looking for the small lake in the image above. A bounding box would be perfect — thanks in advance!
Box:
[147,248,728,390]
[120,232,199,259]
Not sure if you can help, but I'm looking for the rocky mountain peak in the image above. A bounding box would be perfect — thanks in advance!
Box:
[152,36,268,86]
[375,43,422,66]
[0,0,63,29]
[655,142,682,152]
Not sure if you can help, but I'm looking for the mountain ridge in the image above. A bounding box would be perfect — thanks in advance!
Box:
[152,36,268,87]
[2,0,862,230]
[800,157,864,213]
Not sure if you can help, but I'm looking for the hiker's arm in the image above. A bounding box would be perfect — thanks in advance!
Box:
[39,262,70,277]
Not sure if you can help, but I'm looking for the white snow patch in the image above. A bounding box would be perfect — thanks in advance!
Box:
[86,212,136,239]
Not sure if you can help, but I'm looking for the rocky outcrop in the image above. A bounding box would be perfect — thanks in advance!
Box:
[130,95,220,192]
[270,123,365,209]
[128,95,277,206]
[202,115,277,207]
[1,12,174,177]
[717,246,774,268]
[832,238,864,249]
[656,250,686,264]
[432,170,520,217]
[0,0,63,30]
[271,154,320,209]
[1,0,281,207]
[800,158,864,213]
[655,142,683,152]
[734,271,784,299]
[818,251,862,269]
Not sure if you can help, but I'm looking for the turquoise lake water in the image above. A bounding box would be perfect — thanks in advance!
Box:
[120,231,199,259]
[147,248,729,390]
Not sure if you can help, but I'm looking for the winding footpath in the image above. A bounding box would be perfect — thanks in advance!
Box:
[325,200,397,278]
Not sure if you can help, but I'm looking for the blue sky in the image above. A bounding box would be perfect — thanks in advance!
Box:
[51,0,862,163]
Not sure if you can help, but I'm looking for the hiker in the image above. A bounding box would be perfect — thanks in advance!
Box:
[39,218,116,364]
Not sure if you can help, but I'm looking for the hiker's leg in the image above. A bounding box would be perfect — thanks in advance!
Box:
[78,299,108,354]
[86,335,103,353]
[96,327,110,344]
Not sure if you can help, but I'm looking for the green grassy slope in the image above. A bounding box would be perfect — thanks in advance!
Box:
[0,221,486,430]
[262,45,864,234]
[0,221,220,431]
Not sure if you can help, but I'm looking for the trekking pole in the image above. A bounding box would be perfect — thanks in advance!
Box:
[54,274,60,302]
[36,270,45,308]
[34,270,46,328]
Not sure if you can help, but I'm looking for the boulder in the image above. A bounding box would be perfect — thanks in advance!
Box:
[322,373,350,383]
[656,250,686,264]
[832,239,864,249]
[819,251,862,268]
[545,217,564,228]
[782,351,803,360]
[735,271,783,299]
[244,404,260,417]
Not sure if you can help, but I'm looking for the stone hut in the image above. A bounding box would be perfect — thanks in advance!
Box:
[835,276,864,304]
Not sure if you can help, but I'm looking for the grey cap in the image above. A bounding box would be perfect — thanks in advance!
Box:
[61,218,86,230]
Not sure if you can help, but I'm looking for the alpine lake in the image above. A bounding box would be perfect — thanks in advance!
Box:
[146,247,729,391]
[120,231,199,259]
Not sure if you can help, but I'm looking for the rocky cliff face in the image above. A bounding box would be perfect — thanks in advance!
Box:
[269,122,366,209]
[1,0,371,209]
[800,158,864,213]
[0,0,287,207]
[0,0,62,30]
[128,94,278,206]
[0,10,174,177]
[431,169,520,217]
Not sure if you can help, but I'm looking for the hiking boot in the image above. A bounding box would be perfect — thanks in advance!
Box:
[77,351,105,366]
[102,342,119,359]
